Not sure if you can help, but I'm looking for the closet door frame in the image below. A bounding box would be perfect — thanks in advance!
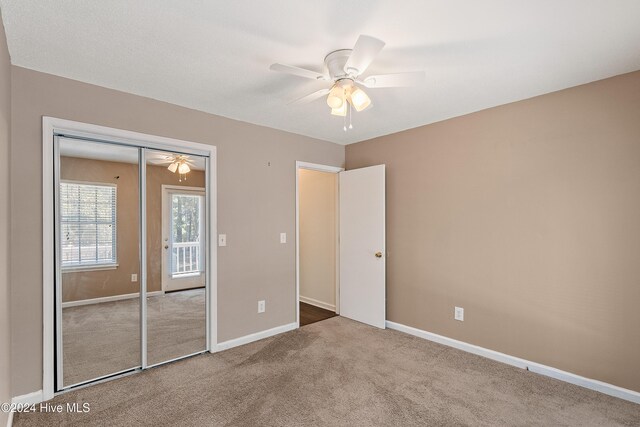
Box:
[43,117,217,399]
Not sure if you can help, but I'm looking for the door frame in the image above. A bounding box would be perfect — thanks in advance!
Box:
[43,117,217,400]
[295,161,343,327]
[161,185,206,292]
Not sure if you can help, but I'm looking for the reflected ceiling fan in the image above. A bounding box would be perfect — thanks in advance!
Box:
[270,35,425,130]
[147,154,195,182]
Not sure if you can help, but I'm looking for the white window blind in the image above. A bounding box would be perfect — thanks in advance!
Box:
[60,182,117,268]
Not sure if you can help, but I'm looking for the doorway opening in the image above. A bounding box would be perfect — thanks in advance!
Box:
[296,162,343,327]
[296,161,387,330]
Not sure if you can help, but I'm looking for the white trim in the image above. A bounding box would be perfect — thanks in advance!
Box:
[206,154,217,353]
[59,179,117,188]
[334,174,340,315]
[61,291,164,308]
[43,121,55,401]
[295,161,343,328]
[11,390,44,405]
[139,149,148,369]
[61,263,119,272]
[43,117,218,399]
[386,321,640,405]
[45,117,213,155]
[296,161,344,174]
[299,295,336,312]
[6,390,43,426]
[161,185,206,292]
[161,185,206,193]
[214,322,297,352]
[53,136,64,391]
[4,390,45,427]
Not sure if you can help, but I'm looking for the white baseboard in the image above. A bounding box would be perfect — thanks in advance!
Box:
[214,322,297,352]
[386,321,640,404]
[62,291,164,308]
[299,296,336,312]
[11,390,44,406]
[3,390,42,427]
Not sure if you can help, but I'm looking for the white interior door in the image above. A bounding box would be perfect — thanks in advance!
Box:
[339,165,386,328]
[162,186,206,292]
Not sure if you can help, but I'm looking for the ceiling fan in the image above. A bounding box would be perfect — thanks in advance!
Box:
[147,154,195,182]
[270,35,424,130]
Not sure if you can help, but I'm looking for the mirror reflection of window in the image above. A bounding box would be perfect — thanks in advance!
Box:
[60,181,117,269]
[171,194,202,277]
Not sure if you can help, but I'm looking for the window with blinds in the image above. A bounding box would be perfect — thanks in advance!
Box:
[60,181,117,268]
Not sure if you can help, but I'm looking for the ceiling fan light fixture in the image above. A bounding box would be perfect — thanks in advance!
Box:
[168,162,179,173]
[331,102,347,116]
[178,162,190,174]
[350,87,371,112]
[326,85,344,109]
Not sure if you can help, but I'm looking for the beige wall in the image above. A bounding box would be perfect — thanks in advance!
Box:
[0,11,11,427]
[299,169,336,308]
[10,66,344,396]
[60,157,205,301]
[346,70,640,392]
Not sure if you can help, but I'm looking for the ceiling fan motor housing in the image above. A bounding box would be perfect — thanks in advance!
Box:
[324,49,354,80]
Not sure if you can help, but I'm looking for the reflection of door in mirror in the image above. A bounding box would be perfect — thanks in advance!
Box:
[146,149,207,367]
[162,188,205,292]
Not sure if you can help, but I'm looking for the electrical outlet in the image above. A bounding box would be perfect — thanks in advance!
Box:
[454,306,464,321]
[131,274,138,282]
[258,300,266,313]
[280,232,287,244]
[218,234,227,247]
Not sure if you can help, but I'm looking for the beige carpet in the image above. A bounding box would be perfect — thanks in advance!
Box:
[63,288,206,386]
[17,316,639,426]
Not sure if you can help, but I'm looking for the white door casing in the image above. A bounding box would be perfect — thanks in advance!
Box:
[162,186,206,292]
[339,165,386,329]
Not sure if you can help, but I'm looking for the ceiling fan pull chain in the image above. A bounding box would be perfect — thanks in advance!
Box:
[343,109,347,132]
[349,102,353,130]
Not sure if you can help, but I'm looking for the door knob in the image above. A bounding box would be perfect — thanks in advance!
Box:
[375,251,383,258]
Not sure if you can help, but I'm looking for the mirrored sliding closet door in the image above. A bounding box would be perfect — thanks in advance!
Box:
[145,150,207,366]
[54,137,210,391]
[56,137,141,389]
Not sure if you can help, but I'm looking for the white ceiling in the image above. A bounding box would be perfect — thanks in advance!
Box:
[2,1,640,145]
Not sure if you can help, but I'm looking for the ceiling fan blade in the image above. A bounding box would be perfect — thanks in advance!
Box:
[344,35,385,76]
[148,158,173,165]
[270,63,327,80]
[289,88,331,105]
[360,71,425,88]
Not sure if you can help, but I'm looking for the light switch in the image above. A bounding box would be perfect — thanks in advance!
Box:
[218,234,227,247]
[280,232,287,244]
[131,274,138,282]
